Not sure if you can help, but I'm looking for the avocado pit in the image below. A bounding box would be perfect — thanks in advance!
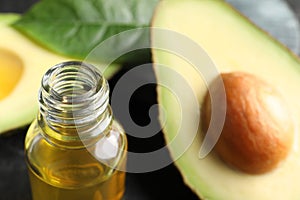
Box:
[203,72,294,174]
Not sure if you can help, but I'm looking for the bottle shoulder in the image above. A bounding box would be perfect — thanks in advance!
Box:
[25,119,127,160]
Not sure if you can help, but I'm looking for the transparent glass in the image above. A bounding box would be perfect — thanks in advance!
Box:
[25,61,127,200]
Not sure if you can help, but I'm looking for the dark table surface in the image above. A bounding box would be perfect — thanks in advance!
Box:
[0,0,300,200]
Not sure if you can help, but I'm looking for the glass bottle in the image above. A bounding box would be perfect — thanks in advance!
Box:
[25,61,127,200]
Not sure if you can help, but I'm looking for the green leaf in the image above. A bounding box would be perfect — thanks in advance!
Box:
[12,0,159,63]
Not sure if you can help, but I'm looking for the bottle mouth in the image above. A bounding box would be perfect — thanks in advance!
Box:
[41,61,107,111]
[38,61,112,142]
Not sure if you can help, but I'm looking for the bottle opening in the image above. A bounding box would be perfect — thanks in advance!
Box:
[41,61,107,108]
[38,61,112,145]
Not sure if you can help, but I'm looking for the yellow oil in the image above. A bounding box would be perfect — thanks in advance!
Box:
[25,121,127,200]
[28,167,125,200]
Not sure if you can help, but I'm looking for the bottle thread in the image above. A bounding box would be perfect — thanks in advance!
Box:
[38,61,112,147]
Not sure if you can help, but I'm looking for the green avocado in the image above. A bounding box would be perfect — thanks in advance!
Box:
[152,0,300,199]
[0,14,120,134]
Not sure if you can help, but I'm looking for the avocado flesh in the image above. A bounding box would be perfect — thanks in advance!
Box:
[152,0,300,199]
[0,14,120,134]
[0,48,23,100]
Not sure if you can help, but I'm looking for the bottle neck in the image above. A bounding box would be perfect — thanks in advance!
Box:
[38,61,113,148]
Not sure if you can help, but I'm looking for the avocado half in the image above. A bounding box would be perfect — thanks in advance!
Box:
[152,0,300,199]
[0,14,120,134]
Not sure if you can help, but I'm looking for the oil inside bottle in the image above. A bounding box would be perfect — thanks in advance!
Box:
[25,61,127,200]
[28,165,125,200]
[26,120,127,200]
